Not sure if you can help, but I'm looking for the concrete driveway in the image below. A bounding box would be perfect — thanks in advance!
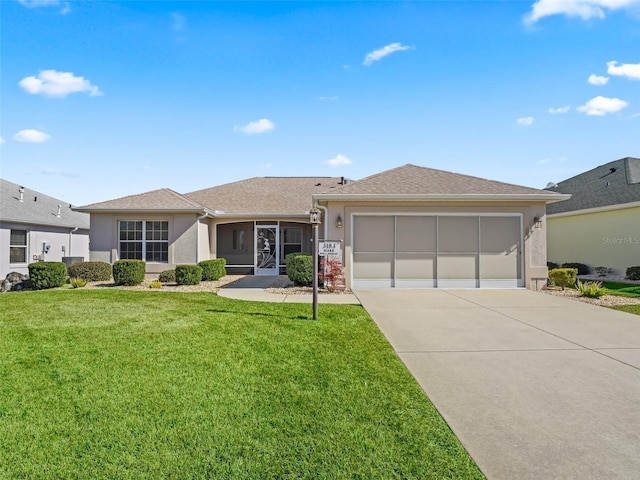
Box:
[355,289,640,480]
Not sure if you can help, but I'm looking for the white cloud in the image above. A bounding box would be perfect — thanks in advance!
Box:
[19,70,102,97]
[14,129,51,143]
[548,105,571,114]
[19,0,70,14]
[324,154,352,167]
[60,2,70,14]
[516,116,535,126]
[588,74,609,85]
[363,43,411,66]
[171,13,186,32]
[577,95,629,115]
[42,168,78,178]
[607,60,640,80]
[524,0,640,24]
[235,118,275,135]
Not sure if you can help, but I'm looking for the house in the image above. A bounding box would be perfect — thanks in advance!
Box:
[0,179,90,279]
[75,164,568,290]
[545,157,640,276]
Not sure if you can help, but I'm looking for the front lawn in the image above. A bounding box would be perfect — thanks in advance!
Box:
[611,305,640,315]
[602,282,640,298]
[0,290,483,479]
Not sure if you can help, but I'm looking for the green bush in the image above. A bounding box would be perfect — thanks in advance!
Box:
[67,261,112,281]
[70,278,88,288]
[158,269,176,283]
[148,280,163,289]
[28,262,67,290]
[198,258,227,281]
[549,268,577,290]
[626,266,640,281]
[547,261,559,270]
[113,260,146,286]
[286,253,314,286]
[576,280,606,298]
[561,262,590,275]
[175,265,203,285]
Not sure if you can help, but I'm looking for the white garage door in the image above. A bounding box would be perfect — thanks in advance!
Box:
[352,215,522,289]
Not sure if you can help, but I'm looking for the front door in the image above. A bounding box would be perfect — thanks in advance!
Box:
[255,225,279,275]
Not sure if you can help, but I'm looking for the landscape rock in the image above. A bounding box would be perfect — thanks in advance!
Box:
[1,272,30,293]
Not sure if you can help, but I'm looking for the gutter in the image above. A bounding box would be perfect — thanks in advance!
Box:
[312,193,571,203]
[547,200,640,219]
[69,226,78,257]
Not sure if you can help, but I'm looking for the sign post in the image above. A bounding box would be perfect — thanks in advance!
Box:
[309,207,321,320]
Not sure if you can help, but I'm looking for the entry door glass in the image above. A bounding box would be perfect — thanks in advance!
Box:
[256,226,278,275]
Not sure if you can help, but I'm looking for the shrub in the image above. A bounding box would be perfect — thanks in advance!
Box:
[148,280,163,289]
[561,262,590,275]
[198,258,227,281]
[175,265,203,285]
[548,268,577,290]
[286,253,314,286]
[28,262,67,290]
[113,260,146,286]
[158,269,176,283]
[547,261,559,270]
[576,280,606,298]
[626,266,640,281]
[319,258,345,292]
[593,266,612,277]
[70,278,88,288]
[67,261,112,281]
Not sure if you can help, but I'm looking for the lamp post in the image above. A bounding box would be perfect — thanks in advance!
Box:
[309,207,321,320]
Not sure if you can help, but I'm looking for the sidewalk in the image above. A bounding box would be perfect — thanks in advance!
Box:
[217,275,361,304]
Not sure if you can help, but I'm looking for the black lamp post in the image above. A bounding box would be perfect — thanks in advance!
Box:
[309,207,321,320]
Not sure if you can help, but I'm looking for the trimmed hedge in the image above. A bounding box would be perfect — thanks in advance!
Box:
[158,269,176,283]
[561,262,590,275]
[175,265,203,285]
[29,262,67,290]
[626,266,640,281]
[198,258,226,281]
[286,252,314,286]
[113,260,146,286]
[67,261,112,281]
[549,268,577,290]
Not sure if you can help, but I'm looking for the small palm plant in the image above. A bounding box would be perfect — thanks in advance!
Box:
[576,280,607,298]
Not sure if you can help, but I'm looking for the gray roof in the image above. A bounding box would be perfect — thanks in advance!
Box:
[546,157,640,215]
[75,188,210,213]
[1,178,90,229]
[186,177,345,215]
[315,164,564,198]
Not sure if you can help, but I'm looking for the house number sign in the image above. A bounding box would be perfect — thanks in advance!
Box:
[319,241,341,257]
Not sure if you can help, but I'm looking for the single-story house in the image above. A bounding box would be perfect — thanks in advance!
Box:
[545,157,640,276]
[1,178,90,279]
[75,164,568,290]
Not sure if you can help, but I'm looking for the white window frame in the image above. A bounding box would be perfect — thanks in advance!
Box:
[118,220,169,263]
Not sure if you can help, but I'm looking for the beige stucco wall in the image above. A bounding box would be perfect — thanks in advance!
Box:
[319,201,549,290]
[88,212,201,274]
[547,205,640,276]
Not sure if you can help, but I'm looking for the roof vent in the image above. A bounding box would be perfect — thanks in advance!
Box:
[56,205,62,218]
[610,167,617,173]
[19,187,24,202]
[545,182,557,189]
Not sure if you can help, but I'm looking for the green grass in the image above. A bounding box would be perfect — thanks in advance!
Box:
[0,290,483,479]
[610,305,640,315]
[602,282,640,298]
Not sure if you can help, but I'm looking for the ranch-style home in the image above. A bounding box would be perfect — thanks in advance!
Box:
[75,164,568,290]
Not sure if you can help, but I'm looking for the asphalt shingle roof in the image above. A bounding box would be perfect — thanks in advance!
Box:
[76,188,209,212]
[186,177,345,215]
[317,164,558,196]
[546,157,640,215]
[1,179,89,229]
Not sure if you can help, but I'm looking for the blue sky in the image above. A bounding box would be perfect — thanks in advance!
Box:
[1,0,639,205]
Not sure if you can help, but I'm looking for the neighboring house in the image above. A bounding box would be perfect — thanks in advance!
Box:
[545,157,640,276]
[1,179,90,279]
[75,164,567,290]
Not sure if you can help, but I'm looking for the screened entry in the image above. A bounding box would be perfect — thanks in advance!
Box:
[352,215,522,288]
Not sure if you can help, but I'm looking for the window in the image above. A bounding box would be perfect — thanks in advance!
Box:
[119,221,168,262]
[282,227,302,257]
[10,230,27,263]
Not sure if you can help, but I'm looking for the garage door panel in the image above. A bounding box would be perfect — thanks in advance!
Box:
[353,253,393,277]
[437,254,478,288]
[396,216,437,252]
[439,217,478,253]
[353,216,394,252]
[480,217,520,253]
[395,253,436,287]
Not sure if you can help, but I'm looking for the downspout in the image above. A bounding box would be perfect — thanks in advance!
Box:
[69,227,78,257]
[316,203,328,240]
[195,213,209,263]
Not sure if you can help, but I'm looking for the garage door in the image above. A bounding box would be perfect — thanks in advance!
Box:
[353,215,522,289]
